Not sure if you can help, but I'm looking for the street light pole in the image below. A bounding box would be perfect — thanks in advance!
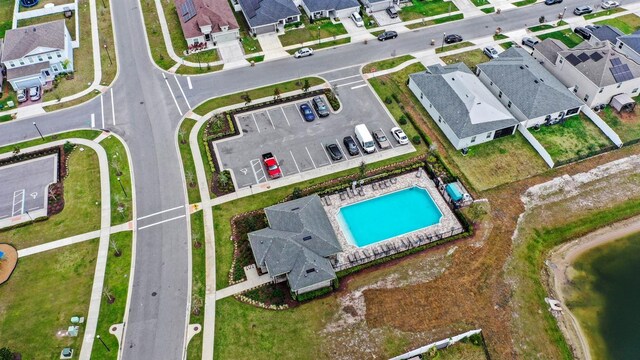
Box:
[25,210,33,221]
[103,43,112,65]
[561,6,567,18]
[318,25,321,45]
[441,32,446,52]
[32,122,45,141]
[117,177,127,198]
[96,335,110,352]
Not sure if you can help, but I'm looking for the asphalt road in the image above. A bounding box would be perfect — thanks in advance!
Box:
[0,0,638,358]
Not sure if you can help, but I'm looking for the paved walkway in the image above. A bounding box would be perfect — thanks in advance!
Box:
[217,42,249,69]
[215,265,273,300]
[258,33,290,61]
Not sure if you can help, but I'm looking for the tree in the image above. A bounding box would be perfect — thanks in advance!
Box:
[12,146,20,156]
[302,79,310,93]
[185,171,195,188]
[0,347,13,360]
[191,296,203,316]
[273,87,281,100]
[63,141,74,153]
[103,287,115,303]
[359,161,367,178]
[110,154,123,176]
[110,238,122,257]
[217,171,230,188]
[292,187,302,199]
[48,186,58,202]
[178,127,187,144]
[241,92,251,105]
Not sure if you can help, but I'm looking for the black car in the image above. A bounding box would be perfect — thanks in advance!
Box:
[326,143,343,161]
[544,0,562,5]
[386,7,398,18]
[573,27,591,40]
[377,31,398,41]
[444,34,463,44]
[312,96,330,117]
[343,136,360,156]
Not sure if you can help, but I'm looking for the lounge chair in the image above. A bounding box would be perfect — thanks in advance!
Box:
[372,183,378,191]
[325,196,332,206]
[390,177,397,184]
[384,180,390,187]
[339,192,346,201]
[358,188,365,196]
[417,234,426,243]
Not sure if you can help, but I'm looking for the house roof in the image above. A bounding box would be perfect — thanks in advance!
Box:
[248,195,341,291]
[409,63,518,139]
[302,0,360,13]
[590,25,624,44]
[2,21,66,62]
[6,61,50,80]
[238,0,300,28]
[557,41,640,86]
[618,30,640,54]
[174,0,238,39]
[534,38,566,64]
[477,47,583,119]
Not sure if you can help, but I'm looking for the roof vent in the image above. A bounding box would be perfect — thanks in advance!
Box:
[539,78,544,82]
[303,236,312,241]
[290,207,300,211]
[519,65,524,69]
[534,79,539,84]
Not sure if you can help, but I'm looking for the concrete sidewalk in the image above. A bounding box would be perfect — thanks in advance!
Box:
[17,230,101,257]
[215,265,273,300]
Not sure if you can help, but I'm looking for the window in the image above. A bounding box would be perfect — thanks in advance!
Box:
[43,70,50,77]
[559,58,563,64]
[9,62,14,68]
[599,88,604,93]
[507,101,512,108]
[498,91,502,98]
[470,136,476,143]
[52,64,59,72]
[619,42,624,49]
[489,81,493,86]
[566,107,580,116]
[486,132,492,139]
[420,92,423,99]
[47,54,52,60]
[618,83,622,88]
[19,60,24,65]
[56,52,62,58]
[633,88,639,93]
[28,57,34,63]
[584,94,589,101]
[37,56,43,61]
[438,116,442,123]
[573,85,578,92]
[429,103,432,108]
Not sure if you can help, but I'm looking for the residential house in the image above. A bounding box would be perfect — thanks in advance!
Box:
[408,63,519,150]
[1,20,74,91]
[533,38,640,108]
[616,30,640,64]
[298,0,360,20]
[476,47,583,128]
[588,25,623,46]
[174,0,239,47]
[361,0,394,12]
[248,195,342,295]
[237,0,301,35]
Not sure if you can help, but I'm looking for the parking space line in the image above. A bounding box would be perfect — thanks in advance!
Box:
[289,150,301,173]
[250,159,266,183]
[252,113,261,133]
[265,110,275,129]
[305,147,317,169]
[336,80,365,88]
[335,139,347,160]
[12,189,25,216]
[380,128,394,149]
[280,108,291,126]
[319,142,333,164]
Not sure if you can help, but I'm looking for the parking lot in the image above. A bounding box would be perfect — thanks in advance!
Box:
[214,70,414,188]
[0,154,57,220]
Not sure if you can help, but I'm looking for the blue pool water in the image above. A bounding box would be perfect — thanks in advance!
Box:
[338,187,443,247]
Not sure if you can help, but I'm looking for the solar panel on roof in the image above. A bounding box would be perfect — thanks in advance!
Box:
[577,52,590,62]
[611,58,622,66]
[611,63,635,82]
[590,52,603,62]
[566,54,581,66]
[181,0,196,22]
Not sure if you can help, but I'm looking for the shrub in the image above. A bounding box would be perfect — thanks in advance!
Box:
[412,135,421,145]
[384,96,393,104]
[398,114,408,125]
[293,285,334,302]
[63,141,75,154]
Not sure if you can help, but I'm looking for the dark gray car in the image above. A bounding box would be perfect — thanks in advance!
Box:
[343,136,359,156]
[326,143,343,160]
[312,96,330,117]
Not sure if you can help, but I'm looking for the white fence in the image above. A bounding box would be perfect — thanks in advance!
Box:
[581,106,623,147]
[519,126,555,168]
[14,2,76,21]
[389,329,483,360]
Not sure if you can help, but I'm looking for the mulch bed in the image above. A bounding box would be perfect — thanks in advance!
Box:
[0,244,18,285]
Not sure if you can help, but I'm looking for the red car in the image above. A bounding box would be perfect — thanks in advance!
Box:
[262,153,282,179]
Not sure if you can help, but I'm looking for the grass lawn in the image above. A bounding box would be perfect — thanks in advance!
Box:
[186,211,205,360]
[528,24,556,32]
[178,119,201,204]
[399,0,459,21]
[17,13,76,40]
[0,0,14,38]
[584,7,624,20]
[97,0,117,86]
[193,77,325,116]
[596,14,640,34]
[43,89,101,112]
[481,6,495,13]
[0,129,100,155]
[0,239,99,358]
[279,18,347,47]
[43,0,93,102]
[532,115,613,163]
[537,29,583,48]
[0,144,102,249]
[362,10,378,29]
[362,55,414,73]
[494,33,508,40]
[502,41,515,49]
[435,41,473,54]
[600,104,640,143]
[423,339,487,359]
[176,64,224,75]
[247,55,265,63]
[286,37,350,54]
[140,0,175,70]
[229,4,262,54]
[440,49,487,72]
[471,0,490,6]
[405,13,463,30]
[512,0,536,6]
[100,135,132,224]
[90,232,132,359]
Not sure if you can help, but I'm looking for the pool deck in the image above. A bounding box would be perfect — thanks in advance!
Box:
[322,171,463,271]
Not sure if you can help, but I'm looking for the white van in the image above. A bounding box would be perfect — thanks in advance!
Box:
[351,12,364,27]
[355,124,375,153]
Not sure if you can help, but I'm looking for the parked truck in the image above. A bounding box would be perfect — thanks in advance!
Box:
[354,124,376,153]
[262,152,282,179]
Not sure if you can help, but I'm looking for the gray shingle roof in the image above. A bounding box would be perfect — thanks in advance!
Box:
[2,20,66,62]
[303,0,360,12]
[618,30,640,53]
[6,61,50,80]
[409,63,518,139]
[558,41,640,86]
[477,47,582,119]
[534,38,567,64]
[248,195,341,292]
[590,25,623,44]
[238,0,300,28]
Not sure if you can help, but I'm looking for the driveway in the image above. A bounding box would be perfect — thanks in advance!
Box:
[341,17,375,42]
[217,41,249,69]
[257,33,289,61]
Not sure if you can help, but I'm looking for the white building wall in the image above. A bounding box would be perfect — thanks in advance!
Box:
[366,0,393,12]
[295,279,332,294]
[615,40,640,64]
[336,7,359,19]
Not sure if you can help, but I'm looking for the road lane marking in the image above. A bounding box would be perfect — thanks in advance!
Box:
[289,150,301,173]
[328,74,361,83]
[336,79,365,88]
[111,88,116,126]
[351,84,368,90]
[162,73,183,116]
[91,113,95,128]
[252,113,260,133]
[174,75,191,109]
[138,214,186,230]
[280,107,291,126]
[305,147,317,169]
[320,142,332,164]
[187,76,193,89]
[265,110,275,129]
[137,205,184,221]
[100,95,105,128]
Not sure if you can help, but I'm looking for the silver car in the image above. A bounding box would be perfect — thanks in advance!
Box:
[29,86,41,101]
[483,46,499,59]
[372,129,391,149]
[17,89,27,103]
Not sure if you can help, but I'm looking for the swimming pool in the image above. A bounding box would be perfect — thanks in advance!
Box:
[337,187,443,247]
